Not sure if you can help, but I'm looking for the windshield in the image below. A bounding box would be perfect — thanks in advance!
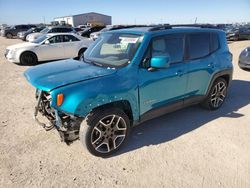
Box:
[32,35,48,44]
[26,28,34,33]
[100,27,111,32]
[84,33,143,67]
[40,27,50,34]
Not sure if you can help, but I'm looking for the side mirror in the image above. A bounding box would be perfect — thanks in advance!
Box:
[44,40,50,45]
[150,55,170,69]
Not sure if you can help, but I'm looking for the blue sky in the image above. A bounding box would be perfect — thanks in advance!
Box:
[0,0,249,25]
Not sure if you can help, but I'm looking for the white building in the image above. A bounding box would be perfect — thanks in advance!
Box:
[54,12,112,27]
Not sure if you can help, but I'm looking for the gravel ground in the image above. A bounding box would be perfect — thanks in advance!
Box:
[0,37,250,188]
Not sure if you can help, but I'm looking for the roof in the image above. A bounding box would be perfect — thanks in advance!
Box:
[108,25,224,35]
[54,12,111,19]
[45,33,78,37]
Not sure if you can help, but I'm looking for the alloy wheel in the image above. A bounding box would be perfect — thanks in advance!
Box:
[210,81,227,108]
[23,54,35,64]
[91,114,127,154]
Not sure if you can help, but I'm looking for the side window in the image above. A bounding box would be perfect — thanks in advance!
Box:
[142,35,184,68]
[210,33,219,53]
[48,35,63,44]
[22,25,29,30]
[15,25,22,29]
[188,33,210,60]
[60,28,72,32]
[50,28,57,33]
[163,37,184,63]
[63,35,80,42]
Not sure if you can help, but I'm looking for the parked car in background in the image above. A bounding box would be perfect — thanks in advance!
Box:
[24,25,233,157]
[90,25,147,40]
[227,27,250,41]
[17,27,45,41]
[26,26,76,42]
[79,26,105,38]
[73,27,83,33]
[238,47,250,69]
[1,24,36,38]
[5,33,92,65]
[77,25,90,29]
[0,24,9,32]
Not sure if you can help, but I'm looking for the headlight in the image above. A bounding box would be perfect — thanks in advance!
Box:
[8,49,16,55]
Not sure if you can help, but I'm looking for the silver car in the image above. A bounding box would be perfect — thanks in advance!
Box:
[239,47,250,69]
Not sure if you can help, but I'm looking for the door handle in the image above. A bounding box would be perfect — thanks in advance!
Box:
[208,62,215,68]
[175,70,184,76]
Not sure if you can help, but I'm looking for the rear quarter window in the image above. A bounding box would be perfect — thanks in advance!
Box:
[187,33,210,60]
[210,33,219,53]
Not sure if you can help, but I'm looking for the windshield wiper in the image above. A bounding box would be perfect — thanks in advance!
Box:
[92,62,103,67]
[83,58,103,67]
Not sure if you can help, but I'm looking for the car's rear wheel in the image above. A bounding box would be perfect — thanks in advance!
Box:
[202,78,228,110]
[77,48,87,60]
[20,52,38,65]
[79,108,130,157]
[234,35,239,41]
[6,33,13,39]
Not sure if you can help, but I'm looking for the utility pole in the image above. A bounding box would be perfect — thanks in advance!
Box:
[194,17,197,24]
[42,16,46,24]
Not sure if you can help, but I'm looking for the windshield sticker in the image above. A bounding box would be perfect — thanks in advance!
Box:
[119,37,139,44]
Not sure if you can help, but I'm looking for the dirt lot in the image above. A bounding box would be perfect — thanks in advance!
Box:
[0,37,250,188]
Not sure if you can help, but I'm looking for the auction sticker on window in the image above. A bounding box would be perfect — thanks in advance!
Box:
[119,37,139,43]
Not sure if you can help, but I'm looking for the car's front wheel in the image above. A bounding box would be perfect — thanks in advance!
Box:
[6,33,13,39]
[20,52,38,65]
[202,78,228,110]
[79,108,130,157]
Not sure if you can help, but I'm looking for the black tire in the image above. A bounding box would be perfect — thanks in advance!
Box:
[77,48,87,60]
[79,108,131,157]
[20,52,38,65]
[6,33,13,39]
[234,35,239,41]
[201,78,228,110]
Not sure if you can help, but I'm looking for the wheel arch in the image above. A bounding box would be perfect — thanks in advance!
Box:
[206,69,233,96]
[91,100,134,124]
[19,50,38,62]
[78,47,87,53]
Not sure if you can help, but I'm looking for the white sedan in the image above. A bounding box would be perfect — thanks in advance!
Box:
[5,33,93,65]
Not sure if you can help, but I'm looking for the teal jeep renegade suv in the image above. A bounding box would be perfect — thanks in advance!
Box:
[24,25,233,157]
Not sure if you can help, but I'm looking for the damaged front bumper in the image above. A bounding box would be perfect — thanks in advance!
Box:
[34,90,82,143]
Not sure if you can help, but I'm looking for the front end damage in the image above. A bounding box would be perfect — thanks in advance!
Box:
[34,90,83,143]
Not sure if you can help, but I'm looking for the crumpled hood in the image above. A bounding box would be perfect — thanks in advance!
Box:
[24,59,116,91]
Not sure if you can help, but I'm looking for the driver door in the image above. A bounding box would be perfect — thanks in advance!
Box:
[36,35,65,61]
[138,34,188,116]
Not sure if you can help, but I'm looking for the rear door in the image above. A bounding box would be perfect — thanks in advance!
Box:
[185,32,218,99]
[36,35,65,61]
[62,34,81,58]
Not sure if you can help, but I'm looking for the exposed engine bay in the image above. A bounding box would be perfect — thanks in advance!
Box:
[34,90,82,143]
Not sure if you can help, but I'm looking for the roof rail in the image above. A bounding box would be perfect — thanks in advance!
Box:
[148,24,171,31]
[148,24,217,31]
